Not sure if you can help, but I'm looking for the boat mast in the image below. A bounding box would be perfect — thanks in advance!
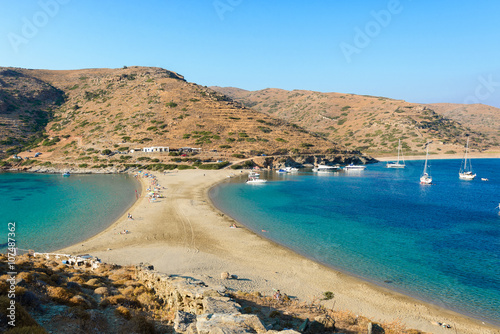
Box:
[401,139,405,165]
[423,144,429,175]
[465,137,470,172]
[397,139,401,164]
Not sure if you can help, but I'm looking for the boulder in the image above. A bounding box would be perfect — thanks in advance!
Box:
[175,311,197,333]
[203,297,241,314]
[314,315,335,330]
[196,313,266,334]
[220,272,231,280]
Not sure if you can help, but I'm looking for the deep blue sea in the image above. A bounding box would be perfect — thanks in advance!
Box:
[210,159,500,325]
[0,173,140,252]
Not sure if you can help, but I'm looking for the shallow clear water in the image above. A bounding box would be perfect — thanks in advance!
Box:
[0,173,140,252]
[210,159,500,325]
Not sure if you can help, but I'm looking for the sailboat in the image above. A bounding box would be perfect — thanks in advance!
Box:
[386,139,406,168]
[459,137,476,180]
[420,144,432,184]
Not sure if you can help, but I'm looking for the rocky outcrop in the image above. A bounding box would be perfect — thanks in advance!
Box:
[136,265,301,334]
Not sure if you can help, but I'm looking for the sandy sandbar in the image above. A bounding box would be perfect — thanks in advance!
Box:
[59,169,500,334]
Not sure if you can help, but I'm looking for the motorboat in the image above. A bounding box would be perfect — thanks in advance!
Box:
[312,165,341,172]
[343,163,366,171]
[284,167,299,172]
[247,172,267,184]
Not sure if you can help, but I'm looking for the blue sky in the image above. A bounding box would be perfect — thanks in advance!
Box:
[1,0,499,107]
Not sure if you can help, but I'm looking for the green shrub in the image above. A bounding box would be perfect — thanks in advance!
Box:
[198,161,230,170]
[232,154,245,159]
[177,164,194,170]
[165,101,178,108]
[42,137,60,146]
[323,291,334,300]
[101,149,112,155]
[78,164,88,168]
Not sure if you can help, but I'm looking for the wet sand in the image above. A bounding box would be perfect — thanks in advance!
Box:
[59,169,500,334]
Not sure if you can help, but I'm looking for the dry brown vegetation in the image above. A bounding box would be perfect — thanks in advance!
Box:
[229,291,427,334]
[213,87,500,155]
[0,67,350,169]
[0,253,163,333]
[0,253,427,334]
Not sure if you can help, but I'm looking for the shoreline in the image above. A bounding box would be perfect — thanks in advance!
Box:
[373,152,500,162]
[58,169,500,334]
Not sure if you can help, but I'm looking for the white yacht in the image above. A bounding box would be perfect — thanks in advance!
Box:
[312,165,341,172]
[343,163,366,171]
[459,137,476,180]
[420,144,432,184]
[386,139,406,168]
[247,172,267,184]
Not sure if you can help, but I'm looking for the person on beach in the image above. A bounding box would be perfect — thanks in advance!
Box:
[230,223,237,228]
[127,213,133,220]
[273,290,282,301]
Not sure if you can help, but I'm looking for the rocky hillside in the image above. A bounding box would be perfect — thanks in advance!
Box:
[0,69,65,159]
[0,67,355,169]
[212,87,500,155]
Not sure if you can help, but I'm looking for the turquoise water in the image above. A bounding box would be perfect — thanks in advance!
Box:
[210,159,500,325]
[0,173,140,252]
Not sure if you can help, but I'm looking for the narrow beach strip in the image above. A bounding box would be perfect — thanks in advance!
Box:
[58,169,499,334]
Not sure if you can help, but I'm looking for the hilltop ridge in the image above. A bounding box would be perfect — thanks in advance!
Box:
[0,67,362,170]
[212,86,500,155]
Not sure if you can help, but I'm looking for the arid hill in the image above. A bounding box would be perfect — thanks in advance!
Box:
[0,67,358,169]
[212,87,500,155]
[0,69,65,158]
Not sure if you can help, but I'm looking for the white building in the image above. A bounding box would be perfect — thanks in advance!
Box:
[142,146,169,153]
